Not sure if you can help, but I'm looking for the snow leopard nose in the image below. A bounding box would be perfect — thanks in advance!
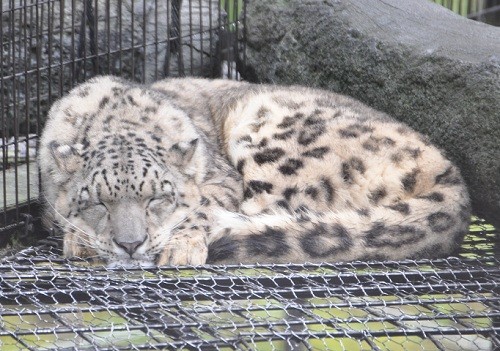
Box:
[113,238,146,256]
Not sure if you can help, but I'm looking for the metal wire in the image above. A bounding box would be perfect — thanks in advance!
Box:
[0,220,498,350]
[0,1,499,350]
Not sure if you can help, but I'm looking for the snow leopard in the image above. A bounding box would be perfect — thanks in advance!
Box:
[38,75,471,267]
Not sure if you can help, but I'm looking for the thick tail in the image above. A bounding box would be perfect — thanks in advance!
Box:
[207,182,471,264]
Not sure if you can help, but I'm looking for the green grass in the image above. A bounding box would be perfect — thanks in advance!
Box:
[221,0,244,31]
[431,0,485,17]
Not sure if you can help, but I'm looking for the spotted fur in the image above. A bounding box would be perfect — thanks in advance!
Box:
[39,76,471,267]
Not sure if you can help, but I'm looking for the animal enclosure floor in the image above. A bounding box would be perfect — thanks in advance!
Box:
[0,220,498,351]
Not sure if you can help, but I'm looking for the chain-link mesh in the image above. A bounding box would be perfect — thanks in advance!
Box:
[1,1,499,350]
[1,219,498,350]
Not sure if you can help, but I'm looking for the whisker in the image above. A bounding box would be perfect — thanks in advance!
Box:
[42,194,94,239]
[63,237,97,249]
[49,220,95,245]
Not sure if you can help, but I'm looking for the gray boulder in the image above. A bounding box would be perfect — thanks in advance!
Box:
[242,0,500,227]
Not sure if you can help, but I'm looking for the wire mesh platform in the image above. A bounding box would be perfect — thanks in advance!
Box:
[0,220,498,350]
[1,1,499,350]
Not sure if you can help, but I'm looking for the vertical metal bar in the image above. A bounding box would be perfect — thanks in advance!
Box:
[131,0,135,79]
[207,0,214,78]
[59,0,64,96]
[225,0,231,79]
[142,0,147,83]
[217,0,222,78]
[233,0,240,80]
[208,0,214,77]
[92,0,98,75]
[237,0,244,80]
[188,0,193,75]
[94,0,99,74]
[81,0,88,80]
[76,0,84,81]
[242,0,247,74]
[164,0,171,76]
[35,0,42,199]
[154,0,159,80]
[47,0,53,97]
[70,0,75,85]
[85,0,98,75]
[179,0,184,77]
[10,0,20,222]
[174,0,185,76]
[198,0,203,76]
[84,0,91,77]
[118,0,123,75]
[1,1,7,223]
[23,0,31,212]
[105,0,111,74]
[225,0,230,79]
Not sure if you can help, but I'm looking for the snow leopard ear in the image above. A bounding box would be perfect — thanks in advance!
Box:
[49,141,83,175]
[169,138,199,167]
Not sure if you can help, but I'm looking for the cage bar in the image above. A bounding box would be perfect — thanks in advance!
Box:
[0,1,499,350]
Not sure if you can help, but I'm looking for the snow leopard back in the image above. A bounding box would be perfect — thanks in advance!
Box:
[153,78,471,264]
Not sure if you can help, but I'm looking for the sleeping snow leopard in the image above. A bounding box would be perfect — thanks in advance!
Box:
[38,75,471,267]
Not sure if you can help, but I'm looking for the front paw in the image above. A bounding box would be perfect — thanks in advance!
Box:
[157,233,208,266]
[63,231,98,260]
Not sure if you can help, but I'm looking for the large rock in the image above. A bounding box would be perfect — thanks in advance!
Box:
[242,0,500,227]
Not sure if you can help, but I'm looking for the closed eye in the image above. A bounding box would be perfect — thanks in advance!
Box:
[147,195,176,216]
[148,196,173,208]
[81,203,109,230]
[85,203,107,214]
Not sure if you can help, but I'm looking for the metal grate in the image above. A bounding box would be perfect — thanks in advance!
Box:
[1,0,245,239]
[1,1,499,350]
[0,219,498,350]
